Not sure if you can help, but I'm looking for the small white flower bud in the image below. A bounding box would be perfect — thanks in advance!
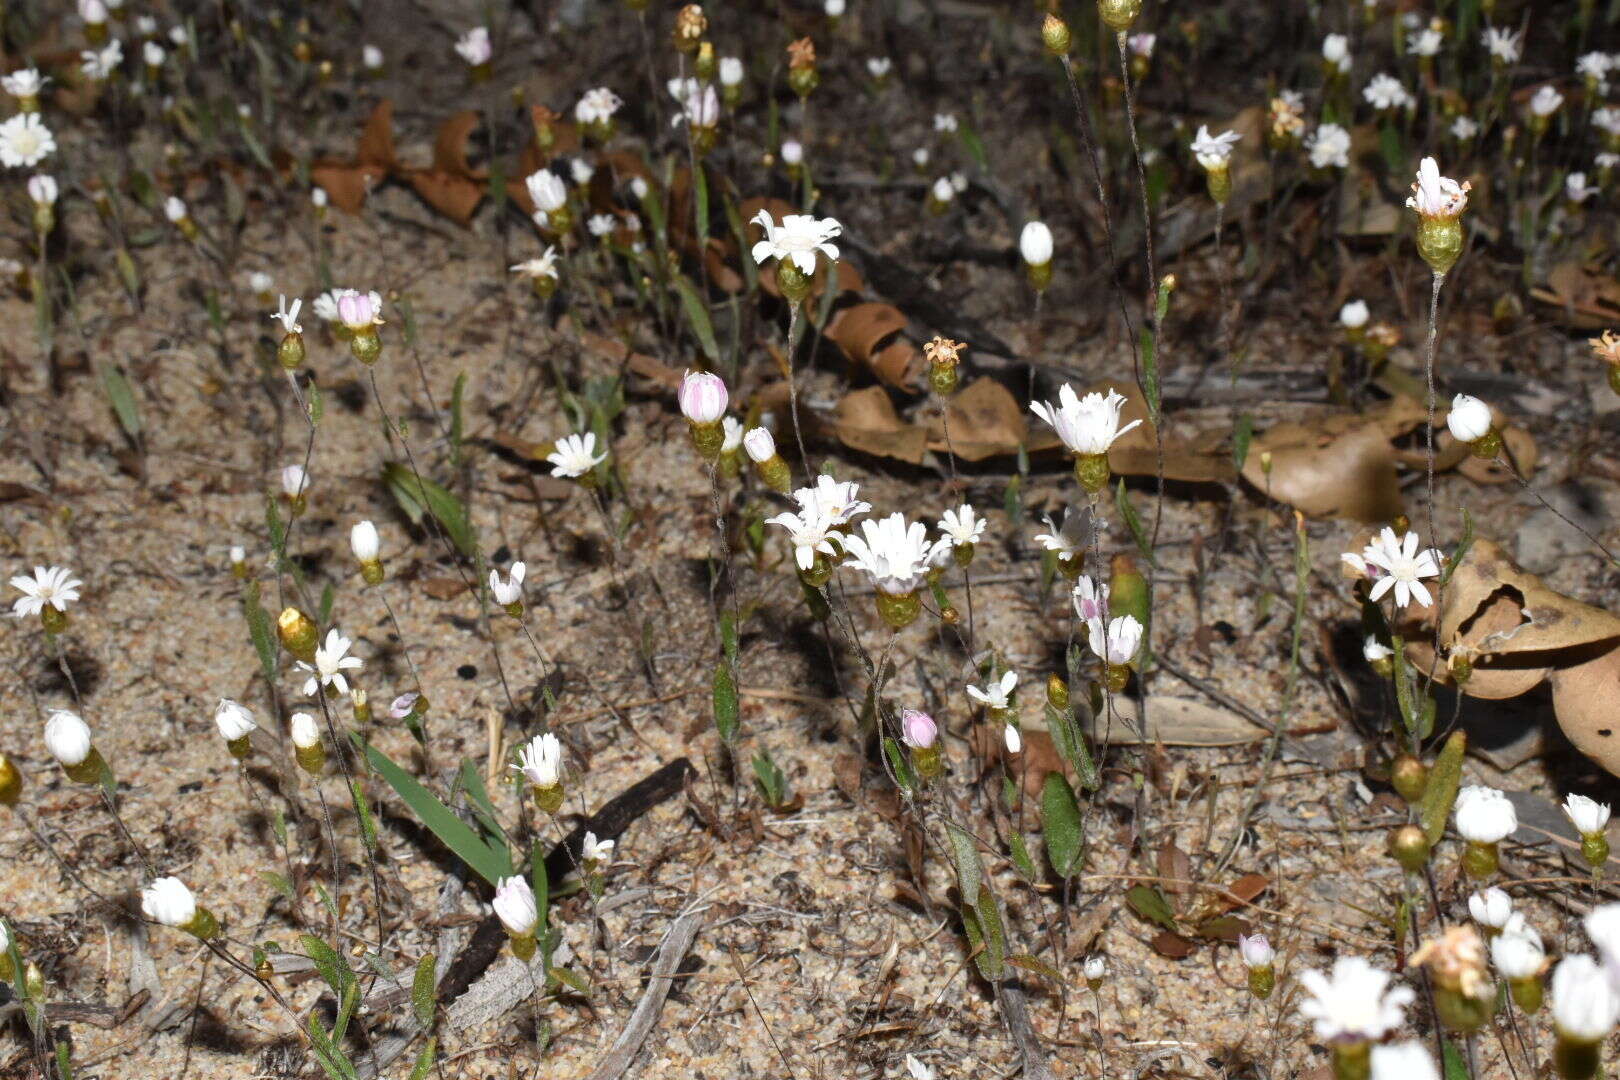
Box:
[44,710,92,766]
[743,427,776,463]
[290,711,322,749]
[213,698,257,741]
[1020,221,1053,266]
[350,520,380,563]
[493,876,539,935]
[141,877,197,927]
[1445,394,1493,443]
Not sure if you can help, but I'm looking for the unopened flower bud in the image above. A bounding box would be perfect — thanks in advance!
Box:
[1041,13,1071,55]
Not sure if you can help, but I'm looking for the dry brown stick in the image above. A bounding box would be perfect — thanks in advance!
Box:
[580,904,707,1080]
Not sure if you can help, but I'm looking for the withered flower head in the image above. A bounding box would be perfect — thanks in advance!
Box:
[1366,322,1401,349]
[1591,330,1620,366]
[787,37,817,70]
[674,4,707,45]
[924,336,965,367]
[1409,925,1491,1000]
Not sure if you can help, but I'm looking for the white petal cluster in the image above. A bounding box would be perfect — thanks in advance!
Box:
[1354,527,1441,609]
[490,561,526,606]
[10,565,81,617]
[1030,385,1142,456]
[1297,956,1415,1041]
[966,670,1018,710]
[1363,72,1414,111]
[1190,125,1241,170]
[297,628,363,698]
[1406,156,1470,218]
[1308,123,1351,170]
[141,877,197,928]
[214,699,257,741]
[492,876,538,935]
[750,210,842,276]
[0,113,56,167]
[512,733,563,788]
[1454,784,1517,844]
[546,433,608,478]
[840,512,946,595]
[1565,793,1612,836]
[575,87,623,126]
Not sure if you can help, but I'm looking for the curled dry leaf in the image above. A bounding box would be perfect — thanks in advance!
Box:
[825,302,920,388]
[832,385,928,465]
[1550,644,1620,778]
[1403,538,1620,777]
[924,377,1027,462]
[1240,398,1432,521]
[1531,261,1620,331]
[311,100,398,214]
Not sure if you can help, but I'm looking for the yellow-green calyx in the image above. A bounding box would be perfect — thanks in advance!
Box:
[0,753,22,805]
[875,590,921,630]
[776,260,811,305]
[278,332,306,371]
[278,607,318,663]
[226,734,252,761]
[182,907,220,941]
[1247,966,1275,999]
[755,455,792,494]
[296,742,326,775]
[688,419,724,462]
[349,326,382,365]
[62,747,107,786]
[911,744,942,781]
[1074,452,1111,493]
[533,782,565,814]
[1462,839,1500,879]
[1097,0,1141,32]
[1415,216,1464,275]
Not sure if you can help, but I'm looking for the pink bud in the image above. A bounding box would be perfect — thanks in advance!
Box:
[900,708,937,749]
[1238,933,1273,969]
[679,370,728,424]
[337,290,379,330]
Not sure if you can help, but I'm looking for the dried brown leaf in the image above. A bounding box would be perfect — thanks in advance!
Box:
[831,386,928,464]
[923,377,1028,461]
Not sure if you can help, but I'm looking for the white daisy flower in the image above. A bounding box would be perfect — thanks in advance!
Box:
[10,565,81,617]
[546,432,608,478]
[1358,527,1441,609]
[296,628,363,698]
[966,670,1018,710]
[1030,385,1142,455]
[749,209,842,276]
[0,113,55,167]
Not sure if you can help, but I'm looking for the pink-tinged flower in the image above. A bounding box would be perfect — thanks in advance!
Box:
[492,876,538,935]
[900,709,937,748]
[1088,614,1143,667]
[679,370,727,423]
[1238,933,1274,969]
[336,289,384,331]
[387,692,422,720]
[1072,575,1109,623]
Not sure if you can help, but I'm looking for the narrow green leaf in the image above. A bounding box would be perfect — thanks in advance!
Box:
[1009,834,1038,881]
[449,372,468,466]
[1232,413,1253,471]
[299,934,351,998]
[349,780,377,854]
[395,296,419,348]
[1041,773,1085,878]
[958,125,989,170]
[1420,730,1468,848]
[246,600,277,683]
[712,662,739,742]
[318,583,335,626]
[412,953,437,1028]
[1441,508,1473,585]
[947,823,981,905]
[363,742,512,885]
[972,884,1006,979]
[692,160,710,248]
[457,758,509,849]
[381,462,476,557]
[408,1038,437,1080]
[1441,1037,1469,1080]
[1007,953,1064,984]
[56,1043,74,1080]
[271,806,288,848]
[1115,479,1153,564]
[315,882,339,922]
[881,736,915,794]
[98,364,142,439]
[719,611,739,667]
[260,870,296,903]
[307,380,325,426]
[673,275,720,362]
[265,494,286,558]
